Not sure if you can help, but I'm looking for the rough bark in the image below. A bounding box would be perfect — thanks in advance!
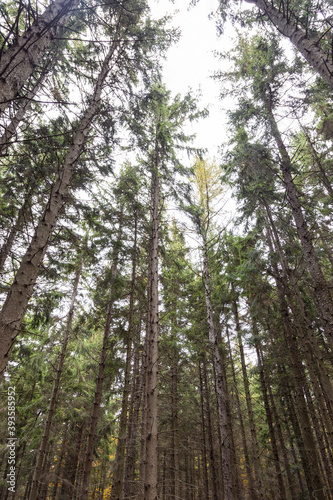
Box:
[247,0,333,89]
[0,40,116,377]
[0,0,80,114]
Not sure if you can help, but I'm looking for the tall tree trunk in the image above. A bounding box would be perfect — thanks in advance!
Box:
[111,213,138,500]
[198,360,210,500]
[0,73,46,155]
[201,358,220,500]
[264,98,333,348]
[123,320,144,499]
[0,40,117,377]
[143,166,159,500]
[226,325,257,500]
[0,0,80,115]
[29,258,82,499]
[256,343,287,499]
[202,237,234,499]
[80,218,123,500]
[264,221,327,498]
[231,293,264,500]
[246,0,333,89]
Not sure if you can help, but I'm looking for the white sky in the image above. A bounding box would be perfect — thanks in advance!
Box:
[149,0,234,159]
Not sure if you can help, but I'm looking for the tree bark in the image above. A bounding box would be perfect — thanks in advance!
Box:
[247,0,333,89]
[0,0,80,115]
[0,40,117,377]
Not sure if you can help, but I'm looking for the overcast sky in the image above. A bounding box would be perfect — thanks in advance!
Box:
[149,0,233,159]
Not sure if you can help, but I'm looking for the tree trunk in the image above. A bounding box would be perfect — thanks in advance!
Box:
[143,166,159,500]
[0,40,117,377]
[256,343,287,500]
[80,219,122,500]
[264,99,333,348]
[0,0,80,114]
[202,238,234,500]
[123,320,144,499]
[247,0,333,89]
[111,213,138,500]
[226,324,257,500]
[29,258,82,499]
[231,293,264,500]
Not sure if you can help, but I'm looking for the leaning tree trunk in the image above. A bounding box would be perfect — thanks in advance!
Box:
[264,96,333,349]
[143,165,159,500]
[245,0,333,90]
[29,258,82,500]
[0,40,117,377]
[0,0,80,115]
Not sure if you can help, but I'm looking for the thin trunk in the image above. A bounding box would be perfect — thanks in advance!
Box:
[299,123,333,199]
[123,320,144,499]
[59,422,84,500]
[250,0,333,89]
[264,222,326,498]
[0,39,117,376]
[29,259,82,499]
[264,98,333,348]
[0,74,45,155]
[111,213,138,500]
[198,361,209,500]
[231,293,264,500]
[226,325,257,500]
[202,358,219,500]
[0,0,80,114]
[202,237,234,499]
[256,344,286,500]
[0,185,34,273]
[143,166,159,500]
[80,220,122,500]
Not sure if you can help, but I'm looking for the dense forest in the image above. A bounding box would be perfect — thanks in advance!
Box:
[0,0,332,499]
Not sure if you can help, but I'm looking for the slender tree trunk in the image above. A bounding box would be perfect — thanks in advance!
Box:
[226,325,257,500]
[123,320,144,499]
[231,293,264,500]
[29,259,82,499]
[246,0,333,89]
[201,235,234,499]
[198,361,210,500]
[0,0,80,114]
[143,166,159,500]
[201,358,220,500]
[0,73,46,155]
[0,185,35,273]
[256,344,287,500]
[264,98,333,348]
[80,220,122,500]
[0,40,117,377]
[111,213,138,500]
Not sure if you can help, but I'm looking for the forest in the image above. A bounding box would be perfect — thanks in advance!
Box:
[0,0,332,499]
